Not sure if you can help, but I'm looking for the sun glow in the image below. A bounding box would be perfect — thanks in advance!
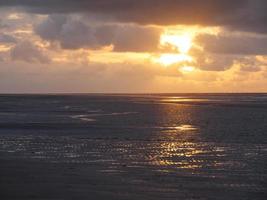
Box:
[160,34,193,54]
[155,30,195,68]
[180,66,196,73]
[157,54,193,66]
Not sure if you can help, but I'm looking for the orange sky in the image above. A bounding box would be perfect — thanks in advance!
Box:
[0,1,267,93]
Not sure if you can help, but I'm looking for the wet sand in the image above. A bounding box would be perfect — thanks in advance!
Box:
[0,136,266,200]
[0,94,267,199]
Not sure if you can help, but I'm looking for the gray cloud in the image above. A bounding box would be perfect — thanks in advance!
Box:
[0,52,6,62]
[34,15,67,41]
[0,19,8,29]
[225,0,267,33]
[109,25,161,52]
[35,15,162,51]
[35,15,99,49]
[189,48,236,71]
[195,33,267,55]
[238,57,263,72]
[1,0,266,33]
[197,55,235,71]
[0,33,17,43]
[189,47,266,72]
[11,40,50,63]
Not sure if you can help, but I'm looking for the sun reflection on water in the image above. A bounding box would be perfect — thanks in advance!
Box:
[161,97,211,103]
[174,124,198,131]
[146,103,204,170]
[150,142,207,170]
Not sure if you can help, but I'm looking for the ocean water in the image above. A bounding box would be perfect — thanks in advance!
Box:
[0,94,266,199]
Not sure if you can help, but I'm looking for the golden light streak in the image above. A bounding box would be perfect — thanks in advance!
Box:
[155,53,193,66]
[0,45,13,52]
[7,13,22,20]
[180,66,196,73]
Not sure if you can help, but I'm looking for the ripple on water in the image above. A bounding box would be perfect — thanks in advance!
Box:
[0,135,266,195]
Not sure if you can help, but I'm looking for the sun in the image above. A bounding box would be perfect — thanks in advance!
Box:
[160,33,193,54]
[152,26,219,70]
[154,31,195,68]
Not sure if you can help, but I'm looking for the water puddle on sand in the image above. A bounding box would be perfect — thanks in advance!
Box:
[70,112,138,122]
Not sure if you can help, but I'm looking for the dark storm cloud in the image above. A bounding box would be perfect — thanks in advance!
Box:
[0,0,266,33]
[35,15,162,51]
[195,33,267,55]
[35,15,100,49]
[195,34,267,55]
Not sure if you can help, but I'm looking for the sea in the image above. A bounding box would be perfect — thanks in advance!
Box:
[0,94,266,199]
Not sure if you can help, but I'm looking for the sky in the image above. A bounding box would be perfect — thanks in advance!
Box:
[0,0,267,93]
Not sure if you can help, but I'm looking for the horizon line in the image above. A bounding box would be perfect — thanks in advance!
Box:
[0,92,267,95]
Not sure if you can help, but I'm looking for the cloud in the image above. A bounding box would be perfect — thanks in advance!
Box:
[1,1,267,93]
[0,19,8,29]
[195,33,267,55]
[34,15,67,41]
[0,52,6,62]
[35,15,162,52]
[197,54,235,71]
[10,40,50,63]
[0,59,182,93]
[189,48,236,71]
[225,0,267,34]
[237,57,263,72]
[191,31,267,71]
[0,33,17,44]
[189,47,266,72]
[108,25,161,52]
[1,0,267,33]
[35,15,100,49]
